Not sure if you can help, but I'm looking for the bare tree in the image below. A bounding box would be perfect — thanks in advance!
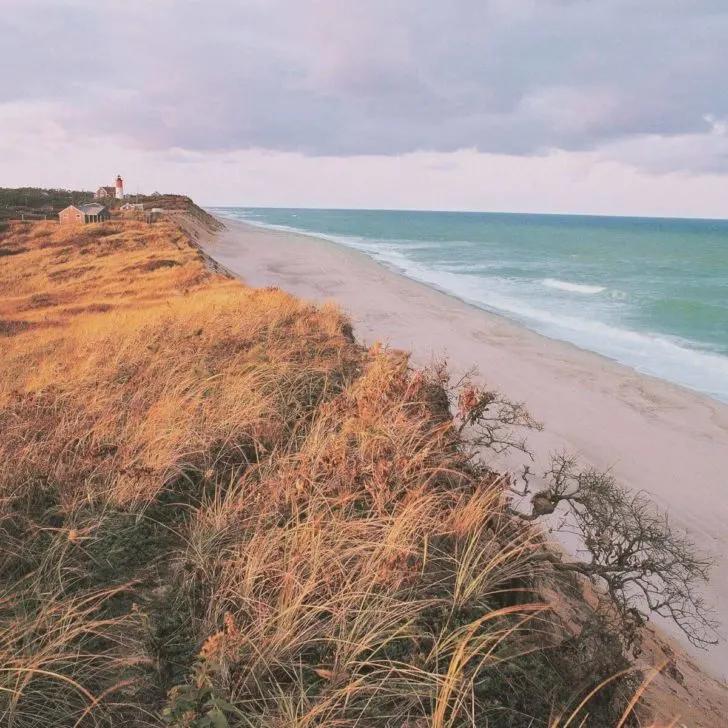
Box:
[449,375,718,651]
[454,378,543,457]
[510,453,718,650]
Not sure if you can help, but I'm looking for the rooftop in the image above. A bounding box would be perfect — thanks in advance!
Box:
[78,203,107,214]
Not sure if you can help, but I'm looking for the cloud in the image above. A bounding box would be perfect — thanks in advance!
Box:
[1,0,728,172]
[601,128,728,176]
[705,115,728,137]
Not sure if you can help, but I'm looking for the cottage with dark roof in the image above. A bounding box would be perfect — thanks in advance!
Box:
[59,203,110,225]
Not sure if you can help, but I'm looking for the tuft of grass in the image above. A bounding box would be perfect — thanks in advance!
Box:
[0,218,672,726]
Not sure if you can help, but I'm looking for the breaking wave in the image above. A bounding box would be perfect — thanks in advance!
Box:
[542,278,606,294]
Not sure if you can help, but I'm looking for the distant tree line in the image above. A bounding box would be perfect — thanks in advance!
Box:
[0,188,220,228]
[0,187,95,221]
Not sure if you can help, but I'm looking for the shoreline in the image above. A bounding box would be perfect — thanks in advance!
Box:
[202,215,728,679]
[212,212,728,406]
[212,217,728,407]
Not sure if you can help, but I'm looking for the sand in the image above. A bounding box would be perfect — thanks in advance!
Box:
[201,217,728,683]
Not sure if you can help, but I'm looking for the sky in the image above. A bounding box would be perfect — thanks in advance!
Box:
[2,0,728,217]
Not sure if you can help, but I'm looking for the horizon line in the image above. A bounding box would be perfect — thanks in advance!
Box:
[204,204,728,223]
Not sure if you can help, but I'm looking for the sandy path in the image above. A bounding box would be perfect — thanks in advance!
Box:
[203,218,728,680]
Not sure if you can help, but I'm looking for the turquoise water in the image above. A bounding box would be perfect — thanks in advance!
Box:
[212,208,728,403]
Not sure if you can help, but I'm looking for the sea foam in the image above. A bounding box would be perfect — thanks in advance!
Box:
[542,278,606,294]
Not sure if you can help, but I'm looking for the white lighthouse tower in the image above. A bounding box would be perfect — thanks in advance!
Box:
[115,175,124,200]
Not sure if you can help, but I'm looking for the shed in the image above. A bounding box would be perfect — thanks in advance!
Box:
[59,204,110,225]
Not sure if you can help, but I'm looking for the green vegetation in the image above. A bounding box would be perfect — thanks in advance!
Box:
[0,187,221,232]
[0,187,94,221]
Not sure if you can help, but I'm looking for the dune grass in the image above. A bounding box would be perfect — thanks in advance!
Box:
[0,219,672,726]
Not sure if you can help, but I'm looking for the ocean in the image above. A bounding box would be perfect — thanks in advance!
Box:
[212,208,728,403]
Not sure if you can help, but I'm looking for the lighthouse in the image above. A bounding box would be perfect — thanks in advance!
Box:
[115,175,124,200]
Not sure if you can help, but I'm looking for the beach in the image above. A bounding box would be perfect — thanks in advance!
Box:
[201,217,728,679]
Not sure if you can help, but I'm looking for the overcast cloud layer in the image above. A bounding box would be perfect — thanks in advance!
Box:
[0,0,728,216]
[2,0,727,170]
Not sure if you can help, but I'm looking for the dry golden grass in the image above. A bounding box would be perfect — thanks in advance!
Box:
[0,218,668,727]
[0,220,352,504]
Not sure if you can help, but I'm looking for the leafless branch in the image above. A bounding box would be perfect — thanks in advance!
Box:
[522,454,718,649]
